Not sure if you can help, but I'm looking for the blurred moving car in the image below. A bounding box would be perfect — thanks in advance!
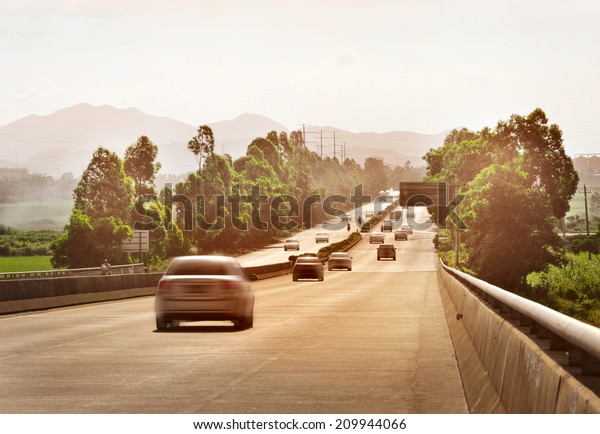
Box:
[400,224,413,235]
[369,232,385,243]
[283,238,300,251]
[394,230,408,241]
[328,252,352,271]
[315,232,329,243]
[377,244,397,261]
[155,255,255,331]
[292,256,324,281]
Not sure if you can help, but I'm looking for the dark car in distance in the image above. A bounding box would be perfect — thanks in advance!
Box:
[394,230,408,241]
[381,220,393,232]
[292,256,324,281]
[377,244,397,261]
[327,252,352,271]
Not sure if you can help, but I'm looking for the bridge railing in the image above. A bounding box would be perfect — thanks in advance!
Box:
[0,263,146,280]
[440,260,600,376]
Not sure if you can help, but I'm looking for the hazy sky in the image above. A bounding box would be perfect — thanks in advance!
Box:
[1,0,599,155]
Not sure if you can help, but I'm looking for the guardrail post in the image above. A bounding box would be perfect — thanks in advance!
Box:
[582,351,600,376]
[569,345,582,367]
[549,332,568,351]
[518,312,531,327]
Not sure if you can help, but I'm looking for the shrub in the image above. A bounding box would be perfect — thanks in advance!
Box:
[317,232,362,259]
[527,254,600,327]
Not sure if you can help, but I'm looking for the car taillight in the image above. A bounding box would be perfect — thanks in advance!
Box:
[157,280,173,294]
[221,280,242,291]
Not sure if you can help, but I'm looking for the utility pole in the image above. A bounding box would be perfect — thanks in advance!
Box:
[320,131,323,158]
[342,142,346,162]
[302,124,306,147]
[333,130,336,160]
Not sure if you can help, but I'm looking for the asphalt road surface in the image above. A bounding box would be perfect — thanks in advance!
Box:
[237,201,387,267]
[0,222,467,414]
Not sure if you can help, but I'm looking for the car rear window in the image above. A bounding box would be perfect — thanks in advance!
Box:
[296,257,321,264]
[166,260,239,276]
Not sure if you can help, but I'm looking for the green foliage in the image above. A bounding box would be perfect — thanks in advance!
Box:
[363,157,388,197]
[51,123,427,268]
[570,235,600,255]
[74,147,135,222]
[124,136,161,196]
[187,124,215,171]
[0,255,53,273]
[527,254,600,327]
[316,232,362,259]
[460,164,562,290]
[52,208,132,269]
[425,108,578,292]
[53,147,137,268]
[0,226,62,256]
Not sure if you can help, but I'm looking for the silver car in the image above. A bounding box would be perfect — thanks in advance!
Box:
[369,232,385,243]
[155,256,255,331]
[315,232,329,243]
[328,252,352,271]
[284,238,300,251]
[400,224,413,235]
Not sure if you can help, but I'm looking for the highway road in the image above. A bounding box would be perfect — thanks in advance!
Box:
[237,201,388,267]
[0,221,468,413]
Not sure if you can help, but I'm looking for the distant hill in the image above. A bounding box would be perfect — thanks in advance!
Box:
[0,103,447,177]
[301,126,448,168]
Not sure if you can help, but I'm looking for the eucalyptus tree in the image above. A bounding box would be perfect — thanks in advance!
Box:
[187,125,215,172]
[124,135,161,196]
[425,108,579,292]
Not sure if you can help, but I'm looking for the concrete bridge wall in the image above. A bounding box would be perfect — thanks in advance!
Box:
[0,262,291,315]
[438,264,600,414]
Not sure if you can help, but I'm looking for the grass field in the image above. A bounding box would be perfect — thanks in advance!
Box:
[567,187,600,218]
[0,256,54,273]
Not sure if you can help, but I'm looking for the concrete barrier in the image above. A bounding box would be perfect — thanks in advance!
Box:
[438,264,600,414]
[244,261,292,280]
[0,261,292,315]
[0,273,162,315]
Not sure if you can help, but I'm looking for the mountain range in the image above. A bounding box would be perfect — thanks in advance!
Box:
[0,103,448,177]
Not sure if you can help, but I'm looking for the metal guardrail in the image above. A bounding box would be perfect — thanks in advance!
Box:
[440,260,600,376]
[0,263,147,280]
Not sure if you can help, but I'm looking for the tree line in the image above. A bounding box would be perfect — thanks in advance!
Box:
[423,108,600,326]
[51,128,423,268]
[425,108,579,291]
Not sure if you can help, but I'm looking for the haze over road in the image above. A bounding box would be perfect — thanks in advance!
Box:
[0,221,467,413]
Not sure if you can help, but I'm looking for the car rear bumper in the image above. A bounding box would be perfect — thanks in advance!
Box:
[156,294,253,321]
